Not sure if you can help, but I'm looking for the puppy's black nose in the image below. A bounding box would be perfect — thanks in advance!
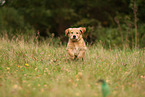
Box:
[73,35,76,39]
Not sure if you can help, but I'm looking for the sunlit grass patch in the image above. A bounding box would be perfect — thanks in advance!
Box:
[0,38,145,97]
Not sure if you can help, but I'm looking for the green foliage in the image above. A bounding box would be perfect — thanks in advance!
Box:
[87,24,145,49]
[0,7,25,32]
[72,18,99,27]
[138,24,145,48]
[0,7,35,38]
[0,0,145,48]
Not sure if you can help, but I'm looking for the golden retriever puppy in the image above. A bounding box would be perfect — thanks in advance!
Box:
[65,27,87,60]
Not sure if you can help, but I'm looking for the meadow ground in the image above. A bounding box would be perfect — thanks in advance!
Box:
[0,37,145,97]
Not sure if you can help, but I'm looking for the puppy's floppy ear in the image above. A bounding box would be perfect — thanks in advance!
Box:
[65,28,69,36]
[79,27,86,34]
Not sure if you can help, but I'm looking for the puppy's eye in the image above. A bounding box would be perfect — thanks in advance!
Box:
[76,32,78,34]
[71,32,73,34]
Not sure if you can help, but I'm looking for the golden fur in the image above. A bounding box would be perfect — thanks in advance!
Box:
[65,27,87,60]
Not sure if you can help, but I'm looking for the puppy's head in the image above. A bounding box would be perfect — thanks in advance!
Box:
[65,27,86,42]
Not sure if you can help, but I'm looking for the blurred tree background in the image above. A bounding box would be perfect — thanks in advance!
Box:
[0,0,145,48]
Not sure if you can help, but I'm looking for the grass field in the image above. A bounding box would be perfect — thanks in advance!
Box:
[0,37,145,97]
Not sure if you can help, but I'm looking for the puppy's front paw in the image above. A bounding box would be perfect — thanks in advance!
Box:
[69,56,75,60]
[74,50,79,56]
[74,53,78,56]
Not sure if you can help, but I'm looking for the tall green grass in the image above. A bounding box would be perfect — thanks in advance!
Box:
[0,36,145,97]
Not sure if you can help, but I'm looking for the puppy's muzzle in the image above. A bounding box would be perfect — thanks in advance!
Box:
[73,35,76,39]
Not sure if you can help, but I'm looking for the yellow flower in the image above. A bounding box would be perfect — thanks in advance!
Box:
[25,64,29,67]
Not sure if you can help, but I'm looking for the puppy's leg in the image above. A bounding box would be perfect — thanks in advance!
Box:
[77,50,86,60]
[67,49,75,60]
